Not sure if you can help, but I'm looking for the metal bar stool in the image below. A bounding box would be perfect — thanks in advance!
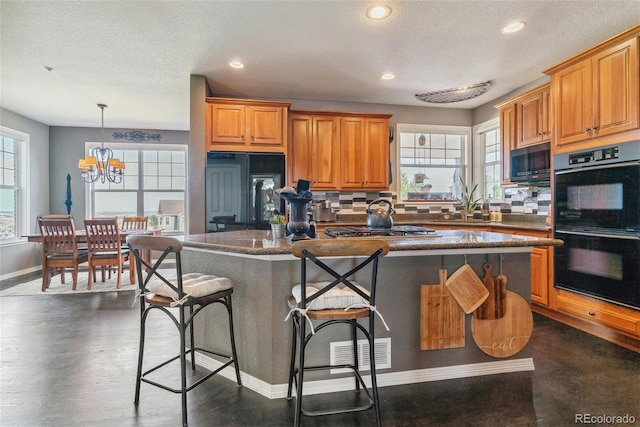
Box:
[285,239,390,427]
[127,235,242,427]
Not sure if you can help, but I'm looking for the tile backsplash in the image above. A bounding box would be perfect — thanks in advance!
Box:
[311,184,551,217]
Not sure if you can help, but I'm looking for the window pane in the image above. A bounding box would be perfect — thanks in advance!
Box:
[94,192,137,218]
[0,188,17,239]
[158,151,172,162]
[144,192,185,232]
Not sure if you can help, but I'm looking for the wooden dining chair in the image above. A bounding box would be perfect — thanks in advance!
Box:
[84,218,134,289]
[35,214,73,234]
[38,217,88,292]
[122,216,148,230]
[121,216,151,263]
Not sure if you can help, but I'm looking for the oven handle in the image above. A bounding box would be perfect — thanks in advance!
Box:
[555,229,640,240]
[554,160,640,175]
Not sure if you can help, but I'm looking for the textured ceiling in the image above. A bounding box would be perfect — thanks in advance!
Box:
[1,1,639,131]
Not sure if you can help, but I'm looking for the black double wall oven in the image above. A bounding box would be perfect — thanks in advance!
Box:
[553,140,640,310]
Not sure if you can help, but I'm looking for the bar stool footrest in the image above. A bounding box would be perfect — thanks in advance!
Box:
[139,347,237,394]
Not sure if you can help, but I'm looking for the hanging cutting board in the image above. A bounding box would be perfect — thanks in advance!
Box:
[471,291,533,358]
[445,264,489,314]
[420,269,465,350]
[473,263,507,320]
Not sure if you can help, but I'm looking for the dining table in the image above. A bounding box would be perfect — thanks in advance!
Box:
[24,228,161,244]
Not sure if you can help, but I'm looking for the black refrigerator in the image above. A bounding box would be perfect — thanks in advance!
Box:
[206,152,285,231]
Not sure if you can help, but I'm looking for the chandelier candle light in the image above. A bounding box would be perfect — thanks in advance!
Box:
[78,104,125,184]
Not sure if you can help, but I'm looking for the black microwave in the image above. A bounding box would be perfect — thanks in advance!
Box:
[510,142,551,183]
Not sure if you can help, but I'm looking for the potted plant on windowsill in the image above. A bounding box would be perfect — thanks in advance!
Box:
[269,214,287,239]
[456,177,481,222]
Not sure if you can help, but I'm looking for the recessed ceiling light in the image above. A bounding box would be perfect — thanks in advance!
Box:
[381,73,395,80]
[502,21,525,34]
[229,61,245,69]
[367,5,391,20]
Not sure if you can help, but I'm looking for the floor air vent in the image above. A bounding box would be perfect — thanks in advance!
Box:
[329,337,391,374]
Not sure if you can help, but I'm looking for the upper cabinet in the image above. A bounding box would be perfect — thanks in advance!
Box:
[517,84,551,147]
[339,116,390,189]
[495,84,551,184]
[206,97,291,153]
[545,26,640,152]
[288,111,392,190]
[288,113,341,190]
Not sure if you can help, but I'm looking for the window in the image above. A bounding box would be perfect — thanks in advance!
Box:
[473,118,502,200]
[88,143,186,233]
[396,124,471,203]
[0,127,29,243]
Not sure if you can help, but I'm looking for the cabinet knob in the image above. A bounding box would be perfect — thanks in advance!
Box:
[588,311,595,316]
[592,126,598,131]
[584,127,592,132]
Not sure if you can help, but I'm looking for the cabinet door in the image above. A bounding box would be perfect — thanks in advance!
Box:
[499,103,517,184]
[553,59,593,146]
[530,246,549,306]
[364,118,389,188]
[247,106,284,147]
[542,86,552,139]
[592,36,639,139]
[518,91,545,147]
[211,104,246,145]
[310,116,340,189]
[289,114,312,187]
[340,117,367,188]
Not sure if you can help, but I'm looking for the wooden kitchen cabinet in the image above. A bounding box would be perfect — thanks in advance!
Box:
[517,84,551,147]
[287,111,391,190]
[339,116,390,189]
[288,113,340,189]
[496,101,516,184]
[206,97,290,152]
[545,28,639,151]
[488,227,552,306]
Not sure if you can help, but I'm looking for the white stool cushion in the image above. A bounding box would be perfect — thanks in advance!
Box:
[149,272,232,300]
[292,281,369,310]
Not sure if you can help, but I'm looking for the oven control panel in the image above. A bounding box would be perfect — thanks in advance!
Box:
[569,146,619,165]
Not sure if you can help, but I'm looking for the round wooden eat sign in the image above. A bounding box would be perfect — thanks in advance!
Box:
[471,291,533,358]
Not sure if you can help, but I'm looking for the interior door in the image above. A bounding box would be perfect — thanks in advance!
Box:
[206,164,242,231]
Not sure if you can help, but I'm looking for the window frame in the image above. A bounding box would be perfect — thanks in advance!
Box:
[0,126,30,246]
[84,142,187,234]
[472,118,501,200]
[395,123,472,204]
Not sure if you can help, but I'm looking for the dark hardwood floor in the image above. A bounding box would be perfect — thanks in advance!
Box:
[1,274,639,426]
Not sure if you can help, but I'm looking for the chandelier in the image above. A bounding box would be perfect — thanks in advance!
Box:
[78,104,125,184]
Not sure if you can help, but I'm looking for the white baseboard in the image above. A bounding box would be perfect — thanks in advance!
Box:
[0,265,41,282]
[195,353,535,400]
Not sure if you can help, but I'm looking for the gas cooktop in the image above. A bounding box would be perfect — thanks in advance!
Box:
[324,225,436,238]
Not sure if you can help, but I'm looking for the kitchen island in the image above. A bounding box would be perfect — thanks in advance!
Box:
[180,229,562,399]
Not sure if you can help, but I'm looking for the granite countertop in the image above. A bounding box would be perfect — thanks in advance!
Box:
[180,229,562,256]
[319,213,551,232]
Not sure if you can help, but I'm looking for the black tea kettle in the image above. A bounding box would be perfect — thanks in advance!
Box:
[366,198,395,229]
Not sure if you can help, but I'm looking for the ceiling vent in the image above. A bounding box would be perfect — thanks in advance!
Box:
[416,81,492,103]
